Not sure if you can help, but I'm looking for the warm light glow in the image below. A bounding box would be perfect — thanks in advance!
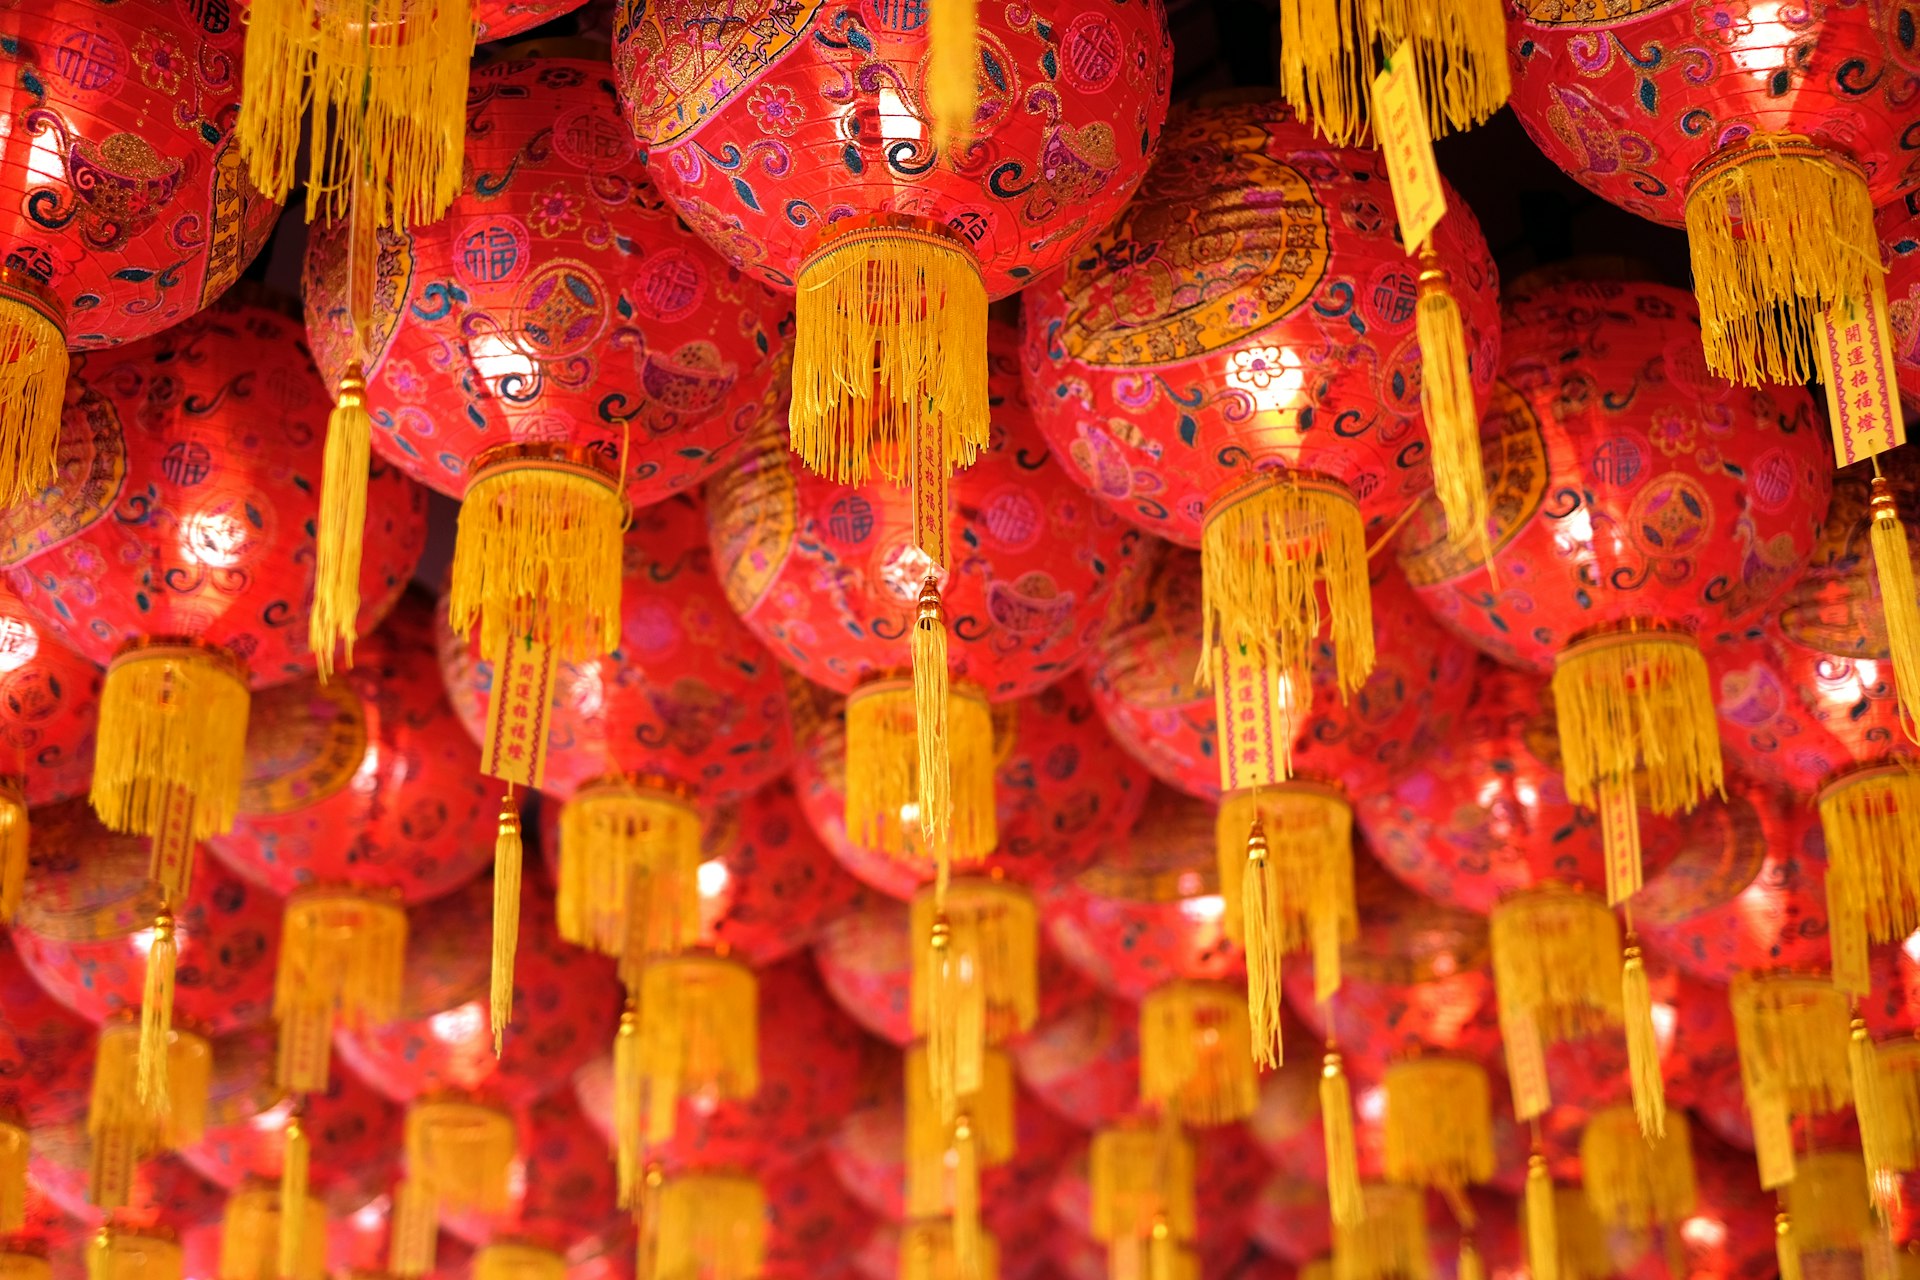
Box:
[1681,1215,1728,1250]
[353,1200,385,1231]
[1180,894,1226,923]
[1225,345,1305,413]
[876,85,923,143]
[1357,1085,1386,1124]
[0,616,39,674]
[469,332,539,393]
[181,509,252,568]
[429,1001,488,1045]
[697,859,730,900]
[1728,4,1796,74]
[1652,1001,1678,1045]
[247,1097,297,1132]
[1902,930,1920,966]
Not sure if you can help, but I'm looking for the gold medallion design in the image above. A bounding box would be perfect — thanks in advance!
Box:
[1399,381,1549,588]
[237,679,371,816]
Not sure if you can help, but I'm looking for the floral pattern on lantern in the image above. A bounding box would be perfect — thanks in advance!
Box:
[0,929,93,1126]
[440,494,794,804]
[1010,995,1140,1133]
[28,1121,224,1229]
[301,51,791,508]
[0,581,98,809]
[1886,192,1920,410]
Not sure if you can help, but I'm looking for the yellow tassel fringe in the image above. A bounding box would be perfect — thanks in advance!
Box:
[277,1117,308,1280]
[1089,1126,1195,1245]
[900,1220,1000,1280]
[1551,627,1722,906]
[1821,763,1920,997]
[1277,0,1509,145]
[651,1174,765,1280]
[275,889,406,1093]
[403,1097,515,1214]
[0,291,68,508]
[1333,1184,1432,1280]
[1580,1106,1696,1229]
[1524,1154,1557,1280]
[1854,1018,1902,1218]
[1732,973,1853,1188]
[634,953,759,1146]
[387,1179,439,1278]
[139,915,179,1113]
[791,223,989,488]
[474,1245,565,1280]
[1382,1057,1493,1193]
[906,1044,1013,1220]
[0,778,26,923]
[1139,981,1258,1128]
[312,364,371,682]
[1415,251,1488,556]
[1873,1038,1920,1208]
[1454,1242,1482,1280]
[89,1230,183,1280]
[93,643,251,856]
[449,450,625,666]
[218,1183,325,1280]
[491,793,521,1056]
[1321,1050,1365,1231]
[238,0,470,230]
[1683,136,1881,386]
[1199,474,1373,709]
[89,1021,210,1209]
[0,1122,24,1234]
[1786,1152,1874,1254]
[557,778,703,982]
[846,677,996,862]
[1488,886,1621,1119]
[1621,934,1667,1138]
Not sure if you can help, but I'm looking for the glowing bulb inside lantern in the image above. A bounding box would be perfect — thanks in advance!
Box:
[1357,1086,1386,1124]
[1180,894,1226,923]
[429,1001,488,1045]
[248,1098,297,1132]
[877,85,923,143]
[1729,4,1795,74]
[1681,1216,1727,1250]
[1652,1002,1678,1045]
[0,616,39,674]
[1225,345,1305,414]
[182,509,251,568]
[354,1201,384,1231]
[470,332,539,393]
[698,859,730,901]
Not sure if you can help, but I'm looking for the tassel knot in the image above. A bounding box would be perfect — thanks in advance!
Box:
[312,361,372,682]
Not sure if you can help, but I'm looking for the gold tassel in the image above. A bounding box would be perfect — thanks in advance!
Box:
[613,998,643,1210]
[912,877,1037,1121]
[1089,1127,1196,1247]
[89,1022,211,1208]
[1332,1184,1432,1280]
[952,1113,981,1280]
[277,1117,309,1280]
[1621,932,1667,1138]
[634,954,759,1145]
[913,577,954,895]
[1580,1106,1697,1229]
[138,914,178,1112]
[1414,249,1488,556]
[1235,815,1282,1069]
[89,1229,183,1280]
[403,1097,515,1214]
[556,777,703,982]
[1138,981,1258,1127]
[1871,474,1920,725]
[474,1245,565,1280]
[1199,474,1373,707]
[791,220,989,488]
[0,1122,24,1233]
[0,288,68,507]
[1732,973,1854,1189]
[1820,762,1920,997]
[312,363,370,682]
[92,641,252,871]
[1786,1152,1874,1254]
[846,677,996,864]
[0,1253,50,1280]
[387,1179,439,1278]
[1554,1190,1612,1280]
[448,446,625,666]
[0,777,25,922]
[275,889,406,1092]
[1551,627,1722,907]
[218,1182,325,1280]
[491,792,521,1056]
[1277,0,1509,145]
[1219,783,1355,1021]
[900,1221,1000,1280]
[1488,886,1621,1120]
[650,1174,765,1280]
[1775,1211,1803,1280]
[1321,1049,1364,1230]
[1854,1017,1901,1214]
[1874,1038,1920,1209]
[927,0,978,150]
[906,1045,1014,1221]
[1382,1057,1493,1194]
[1683,135,1881,386]
[1454,1241,1482,1280]
[237,0,470,229]
[1525,1153,1558,1280]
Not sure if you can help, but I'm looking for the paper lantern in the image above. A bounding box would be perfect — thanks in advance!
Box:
[0,0,283,503]
[1010,995,1139,1133]
[437,1091,618,1255]
[29,1119,224,1230]
[1644,1127,1780,1280]
[764,1154,877,1280]
[0,581,99,812]
[0,930,94,1129]
[331,873,618,1108]
[1887,192,1920,409]
[793,675,1150,901]
[1506,1,1920,385]
[14,798,280,1034]
[1399,275,1829,909]
[574,954,869,1177]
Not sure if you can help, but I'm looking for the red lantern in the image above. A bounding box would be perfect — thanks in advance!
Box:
[828,1098,906,1225]
[574,954,869,1177]
[1634,1127,1777,1280]
[332,872,619,1108]
[1243,1173,1331,1270]
[0,580,99,811]
[0,0,282,503]
[764,1154,877,1280]
[1009,995,1139,1133]
[205,590,492,903]
[0,930,94,1127]
[28,1122,224,1229]
[1506,2,1920,386]
[439,1090,620,1255]
[174,1025,399,1213]
[1043,785,1242,1003]
[1397,275,1829,908]
[14,797,280,1033]
[1887,192,1920,410]
[1359,663,1771,919]
[1048,1125,1267,1280]
[792,674,1151,901]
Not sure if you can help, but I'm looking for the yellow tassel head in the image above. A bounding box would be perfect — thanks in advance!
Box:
[845,677,996,862]
[1382,1057,1494,1193]
[556,776,704,977]
[474,1244,566,1280]
[88,1021,210,1209]
[633,953,760,1145]
[402,1097,516,1214]
[1819,762,1920,997]
[311,362,372,682]
[274,888,407,1093]
[1138,980,1258,1128]
[1414,250,1490,558]
[1488,885,1622,1120]
[1277,0,1509,145]
[1089,1125,1195,1245]
[1785,1152,1874,1255]
[1332,1184,1432,1280]
[216,1182,326,1280]
[1579,1106,1697,1229]
[905,1043,1014,1220]
[650,1173,765,1280]
[1217,782,1355,1007]
[910,877,1039,1048]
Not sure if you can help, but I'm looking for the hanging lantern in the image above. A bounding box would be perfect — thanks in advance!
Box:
[645,1174,765,1280]
[1507,4,1920,387]
[1782,1153,1877,1268]
[1027,95,1500,786]
[206,591,494,904]
[1088,1123,1194,1280]
[793,675,1150,902]
[0,581,101,917]
[1731,973,1853,1189]
[214,1181,325,1280]
[709,322,1143,884]
[1138,980,1256,1128]
[0,293,424,1064]
[1399,276,1829,909]
[0,931,95,1131]
[434,1091,616,1258]
[617,953,758,1186]
[1580,1106,1698,1232]
[87,1021,211,1211]
[1332,1184,1431,1280]
[911,878,1038,1122]
[1011,996,1141,1134]
[271,888,406,1094]
[1382,1057,1493,1202]
[1487,886,1628,1125]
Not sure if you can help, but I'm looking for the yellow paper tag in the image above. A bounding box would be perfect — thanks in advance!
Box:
[1371,46,1447,254]
[1502,1015,1551,1122]
[1596,775,1642,906]
[1752,1090,1796,1190]
[1818,273,1908,468]
[913,417,951,571]
[1213,641,1293,795]
[481,637,555,790]
[150,785,197,905]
